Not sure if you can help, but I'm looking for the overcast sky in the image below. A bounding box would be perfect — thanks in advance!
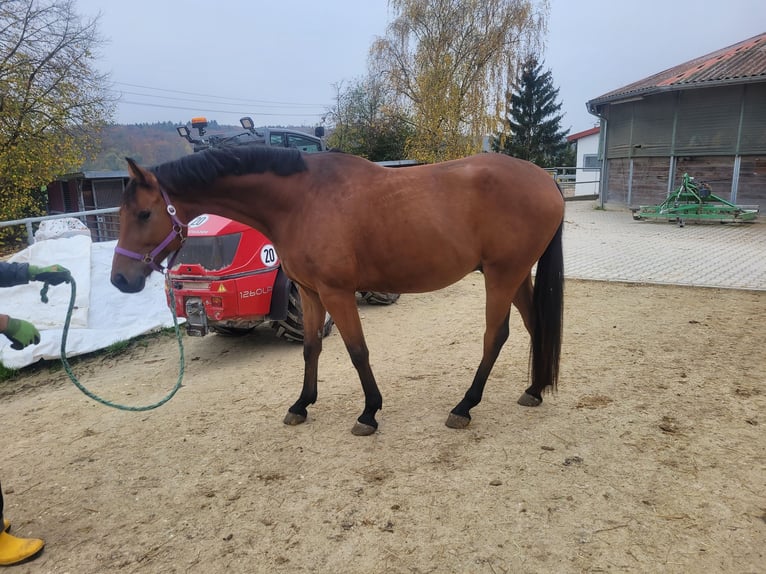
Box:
[75,0,765,133]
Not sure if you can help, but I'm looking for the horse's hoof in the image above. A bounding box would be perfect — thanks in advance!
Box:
[351,422,377,436]
[283,412,307,426]
[517,392,542,407]
[445,413,470,429]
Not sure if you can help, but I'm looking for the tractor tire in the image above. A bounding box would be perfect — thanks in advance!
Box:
[360,291,401,305]
[272,283,334,343]
[211,326,256,337]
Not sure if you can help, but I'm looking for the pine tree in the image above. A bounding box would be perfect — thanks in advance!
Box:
[494,58,571,167]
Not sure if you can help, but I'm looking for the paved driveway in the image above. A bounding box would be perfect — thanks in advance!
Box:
[562,200,765,291]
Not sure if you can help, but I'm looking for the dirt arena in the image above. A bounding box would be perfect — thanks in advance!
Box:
[1,277,764,573]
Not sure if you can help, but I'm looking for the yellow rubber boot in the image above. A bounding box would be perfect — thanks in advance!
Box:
[1,520,7,533]
[0,530,44,566]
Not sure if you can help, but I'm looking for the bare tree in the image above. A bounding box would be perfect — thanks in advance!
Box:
[371,0,548,162]
[326,75,413,161]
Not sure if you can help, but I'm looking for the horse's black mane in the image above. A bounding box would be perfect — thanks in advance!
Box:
[144,145,309,196]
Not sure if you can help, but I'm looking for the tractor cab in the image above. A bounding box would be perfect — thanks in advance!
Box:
[176,116,327,153]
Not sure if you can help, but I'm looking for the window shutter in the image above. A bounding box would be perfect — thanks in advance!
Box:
[674,86,741,155]
[606,103,633,159]
[631,93,675,157]
[739,83,766,155]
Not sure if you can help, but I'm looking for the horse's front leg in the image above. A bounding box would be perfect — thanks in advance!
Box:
[284,285,326,426]
[321,289,382,436]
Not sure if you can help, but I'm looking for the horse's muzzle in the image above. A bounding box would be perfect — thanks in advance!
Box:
[111,272,146,294]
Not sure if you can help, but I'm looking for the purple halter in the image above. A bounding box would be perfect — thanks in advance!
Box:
[114,188,188,273]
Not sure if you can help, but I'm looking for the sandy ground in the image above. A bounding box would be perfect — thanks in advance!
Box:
[1,277,764,573]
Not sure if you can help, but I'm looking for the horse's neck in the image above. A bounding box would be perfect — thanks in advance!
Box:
[175,174,297,240]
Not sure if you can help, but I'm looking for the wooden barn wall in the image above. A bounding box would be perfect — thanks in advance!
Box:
[673,157,735,201]
[46,180,81,214]
[605,158,629,204]
[46,181,67,213]
[605,157,740,206]
[737,156,766,206]
[629,157,670,206]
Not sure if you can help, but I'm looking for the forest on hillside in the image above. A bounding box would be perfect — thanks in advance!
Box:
[82,122,192,170]
[83,121,309,171]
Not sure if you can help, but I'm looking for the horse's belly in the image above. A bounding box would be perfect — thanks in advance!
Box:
[358,252,478,294]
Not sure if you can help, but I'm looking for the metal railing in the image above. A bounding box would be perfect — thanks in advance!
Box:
[0,207,120,246]
[544,166,602,198]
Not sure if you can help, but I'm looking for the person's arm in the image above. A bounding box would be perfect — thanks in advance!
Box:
[0,262,68,351]
[0,262,71,287]
[0,262,30,288]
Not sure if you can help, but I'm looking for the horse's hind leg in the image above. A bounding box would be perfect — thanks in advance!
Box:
[510,274,543,407]
[446,269,517,429]
[320,289,382,436]
[284,286,326,426]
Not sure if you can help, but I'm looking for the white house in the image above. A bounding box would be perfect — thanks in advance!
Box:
[567,126,601,197]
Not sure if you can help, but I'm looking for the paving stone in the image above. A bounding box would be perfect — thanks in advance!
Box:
[562,201,765,291]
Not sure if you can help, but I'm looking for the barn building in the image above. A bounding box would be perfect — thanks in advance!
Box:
[586,32,766,208]
[46,171,128,241]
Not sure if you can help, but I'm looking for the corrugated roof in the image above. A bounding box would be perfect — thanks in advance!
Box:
[56,171,129,181]
[588,32,766,110]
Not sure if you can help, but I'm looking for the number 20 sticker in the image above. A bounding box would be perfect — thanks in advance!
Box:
[260,244,279,267]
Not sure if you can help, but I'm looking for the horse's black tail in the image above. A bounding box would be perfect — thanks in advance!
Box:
[528,220,564,400]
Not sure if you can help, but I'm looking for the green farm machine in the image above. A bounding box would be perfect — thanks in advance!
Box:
[632,173,759,226]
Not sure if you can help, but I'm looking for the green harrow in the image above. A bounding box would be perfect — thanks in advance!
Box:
[632,173,759,226]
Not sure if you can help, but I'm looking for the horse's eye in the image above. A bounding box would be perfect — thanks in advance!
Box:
[138,210,151,222]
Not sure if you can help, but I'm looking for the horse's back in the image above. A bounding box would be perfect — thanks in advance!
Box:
[295,152,563,293]
[309,152,561,210]
[385,153,564,239]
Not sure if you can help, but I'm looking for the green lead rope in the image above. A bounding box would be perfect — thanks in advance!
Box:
[44,277,185,411]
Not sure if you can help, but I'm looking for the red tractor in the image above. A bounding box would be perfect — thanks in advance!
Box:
[166,117,399,341]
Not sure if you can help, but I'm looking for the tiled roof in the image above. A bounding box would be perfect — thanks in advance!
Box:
[567,126,600,142]
[587,32,766,109]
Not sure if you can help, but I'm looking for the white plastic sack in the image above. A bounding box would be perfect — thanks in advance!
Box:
[1,239,179,370]
[7,235,91,329]
[34,217,92,241]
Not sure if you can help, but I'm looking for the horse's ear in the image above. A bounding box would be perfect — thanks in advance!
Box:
[125,157,151,186]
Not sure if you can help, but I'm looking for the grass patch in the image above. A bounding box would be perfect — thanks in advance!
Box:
[99,327,179,360]
[0,327,181,384]
[103,339,132,357]
[0,363,17,384]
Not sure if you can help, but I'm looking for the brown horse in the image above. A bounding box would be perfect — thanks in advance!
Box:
[111,146,564,435]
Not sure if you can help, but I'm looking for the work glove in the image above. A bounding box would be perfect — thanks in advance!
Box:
[2,317,41,350]
[28,264,71,285]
